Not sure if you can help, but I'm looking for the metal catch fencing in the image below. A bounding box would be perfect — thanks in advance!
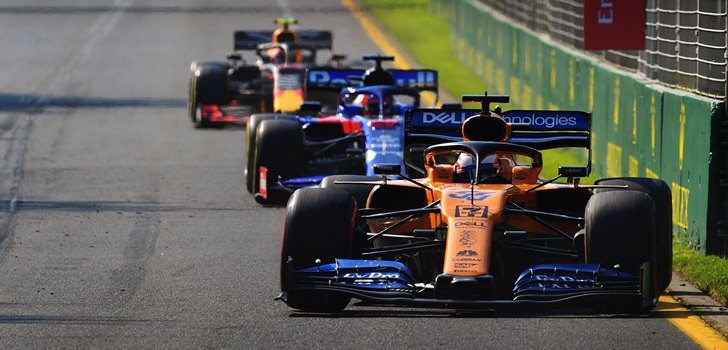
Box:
[478,0,728,99]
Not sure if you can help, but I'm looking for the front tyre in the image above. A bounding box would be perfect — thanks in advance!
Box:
[585,191,657,313]
[188,62,229,129]
[320,175,379,208]
[595,177,672,291]
[280,188,358,312]
[245,113,295,193]
[252,119,304,204]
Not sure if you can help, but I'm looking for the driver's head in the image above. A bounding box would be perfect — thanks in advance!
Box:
[354,94,380,116]
[454,153,500,182]
[266,47,286,63]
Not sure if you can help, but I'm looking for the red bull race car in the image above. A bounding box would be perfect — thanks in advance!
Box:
[277,93,672,313]
[187,18,343,128]
[245,55,439,205]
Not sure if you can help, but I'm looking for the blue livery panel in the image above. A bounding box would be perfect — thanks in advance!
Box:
[406,108,480,136]
[390,69,438,91]
[306,68,366,88]
[512,263,637,300]
[405,108,591,150]
[288,260,640,302]
[306,69,438,91]
[297,259,417,291]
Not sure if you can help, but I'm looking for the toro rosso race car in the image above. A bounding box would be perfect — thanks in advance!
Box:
[277,93,672,313]
[187,18,343,128]
[245,55,438,205]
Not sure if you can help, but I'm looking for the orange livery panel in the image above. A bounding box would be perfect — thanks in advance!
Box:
[441,187,506,276]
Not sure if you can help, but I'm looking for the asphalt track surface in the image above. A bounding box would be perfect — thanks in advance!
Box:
[0,0,702,348]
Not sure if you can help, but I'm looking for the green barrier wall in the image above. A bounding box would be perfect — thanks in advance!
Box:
[432,0,727,254]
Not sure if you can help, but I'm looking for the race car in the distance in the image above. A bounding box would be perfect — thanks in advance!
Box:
[245,55,439,205]
[277,93,672,313]
[188,18,343,128]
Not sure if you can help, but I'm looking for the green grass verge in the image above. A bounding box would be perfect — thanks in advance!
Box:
[674,241,728,305]
[363,0,728,305]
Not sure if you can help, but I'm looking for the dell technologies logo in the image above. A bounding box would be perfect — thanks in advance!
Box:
[307,70,355,85]
[502,114,579,128]
[421,112,474,124]
[420,111,581,129]
[394,71,436,87]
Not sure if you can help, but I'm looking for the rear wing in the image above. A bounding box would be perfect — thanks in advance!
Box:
[503,110,591,150]
[403,108,592,176]
[233,30,333,50]
[305,68,438,92]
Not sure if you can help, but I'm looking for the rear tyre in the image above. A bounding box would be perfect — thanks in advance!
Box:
[585,191,657,313]
[595,177,672,291]
[281,188,358,312]
[252,119,304,203]
[245,113,295,193]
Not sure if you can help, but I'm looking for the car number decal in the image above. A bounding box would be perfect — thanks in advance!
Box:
[454,205,488,218]
[448,190,494,201]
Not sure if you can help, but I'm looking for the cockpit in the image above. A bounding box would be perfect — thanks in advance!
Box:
[424,142,543,185]
[339,90,419,118]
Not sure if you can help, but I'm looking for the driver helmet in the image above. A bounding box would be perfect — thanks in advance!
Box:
[353,94,380,116]
[455,153,500,181]
[266,47,287,63]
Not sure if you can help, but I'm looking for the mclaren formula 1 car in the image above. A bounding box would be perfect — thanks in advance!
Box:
[187,18,343,128]
[277,93,672,313]
[245,55,438,205]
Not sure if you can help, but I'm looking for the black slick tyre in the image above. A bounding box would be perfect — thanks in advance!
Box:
[320,175,380,208]
[189,62,230,128]
[252,119,303,203]
[188,73,210,129]
[280,188,358,312]
[595,177,672,291]
[245,113,295,193]
[585,191,657,313]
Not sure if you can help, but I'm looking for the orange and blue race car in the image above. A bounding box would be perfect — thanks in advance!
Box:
[187,18,343,128]
[277,93,672,313]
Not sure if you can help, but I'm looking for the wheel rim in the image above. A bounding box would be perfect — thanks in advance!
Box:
[194,105,202,124]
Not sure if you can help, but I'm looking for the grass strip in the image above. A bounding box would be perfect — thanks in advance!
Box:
[674,242,728,305]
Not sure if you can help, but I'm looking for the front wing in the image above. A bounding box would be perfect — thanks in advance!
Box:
[278,259,649,310]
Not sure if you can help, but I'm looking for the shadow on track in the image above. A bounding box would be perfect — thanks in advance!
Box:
[0,200,247,213]
[0,314,167,325]
[287,304,663,320]
[0,94,186,112]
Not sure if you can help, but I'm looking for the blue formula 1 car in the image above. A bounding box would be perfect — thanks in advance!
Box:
[244,55,439,205]
[276,93,673,313]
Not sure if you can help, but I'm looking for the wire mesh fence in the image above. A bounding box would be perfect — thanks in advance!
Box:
[478,0,727,99]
